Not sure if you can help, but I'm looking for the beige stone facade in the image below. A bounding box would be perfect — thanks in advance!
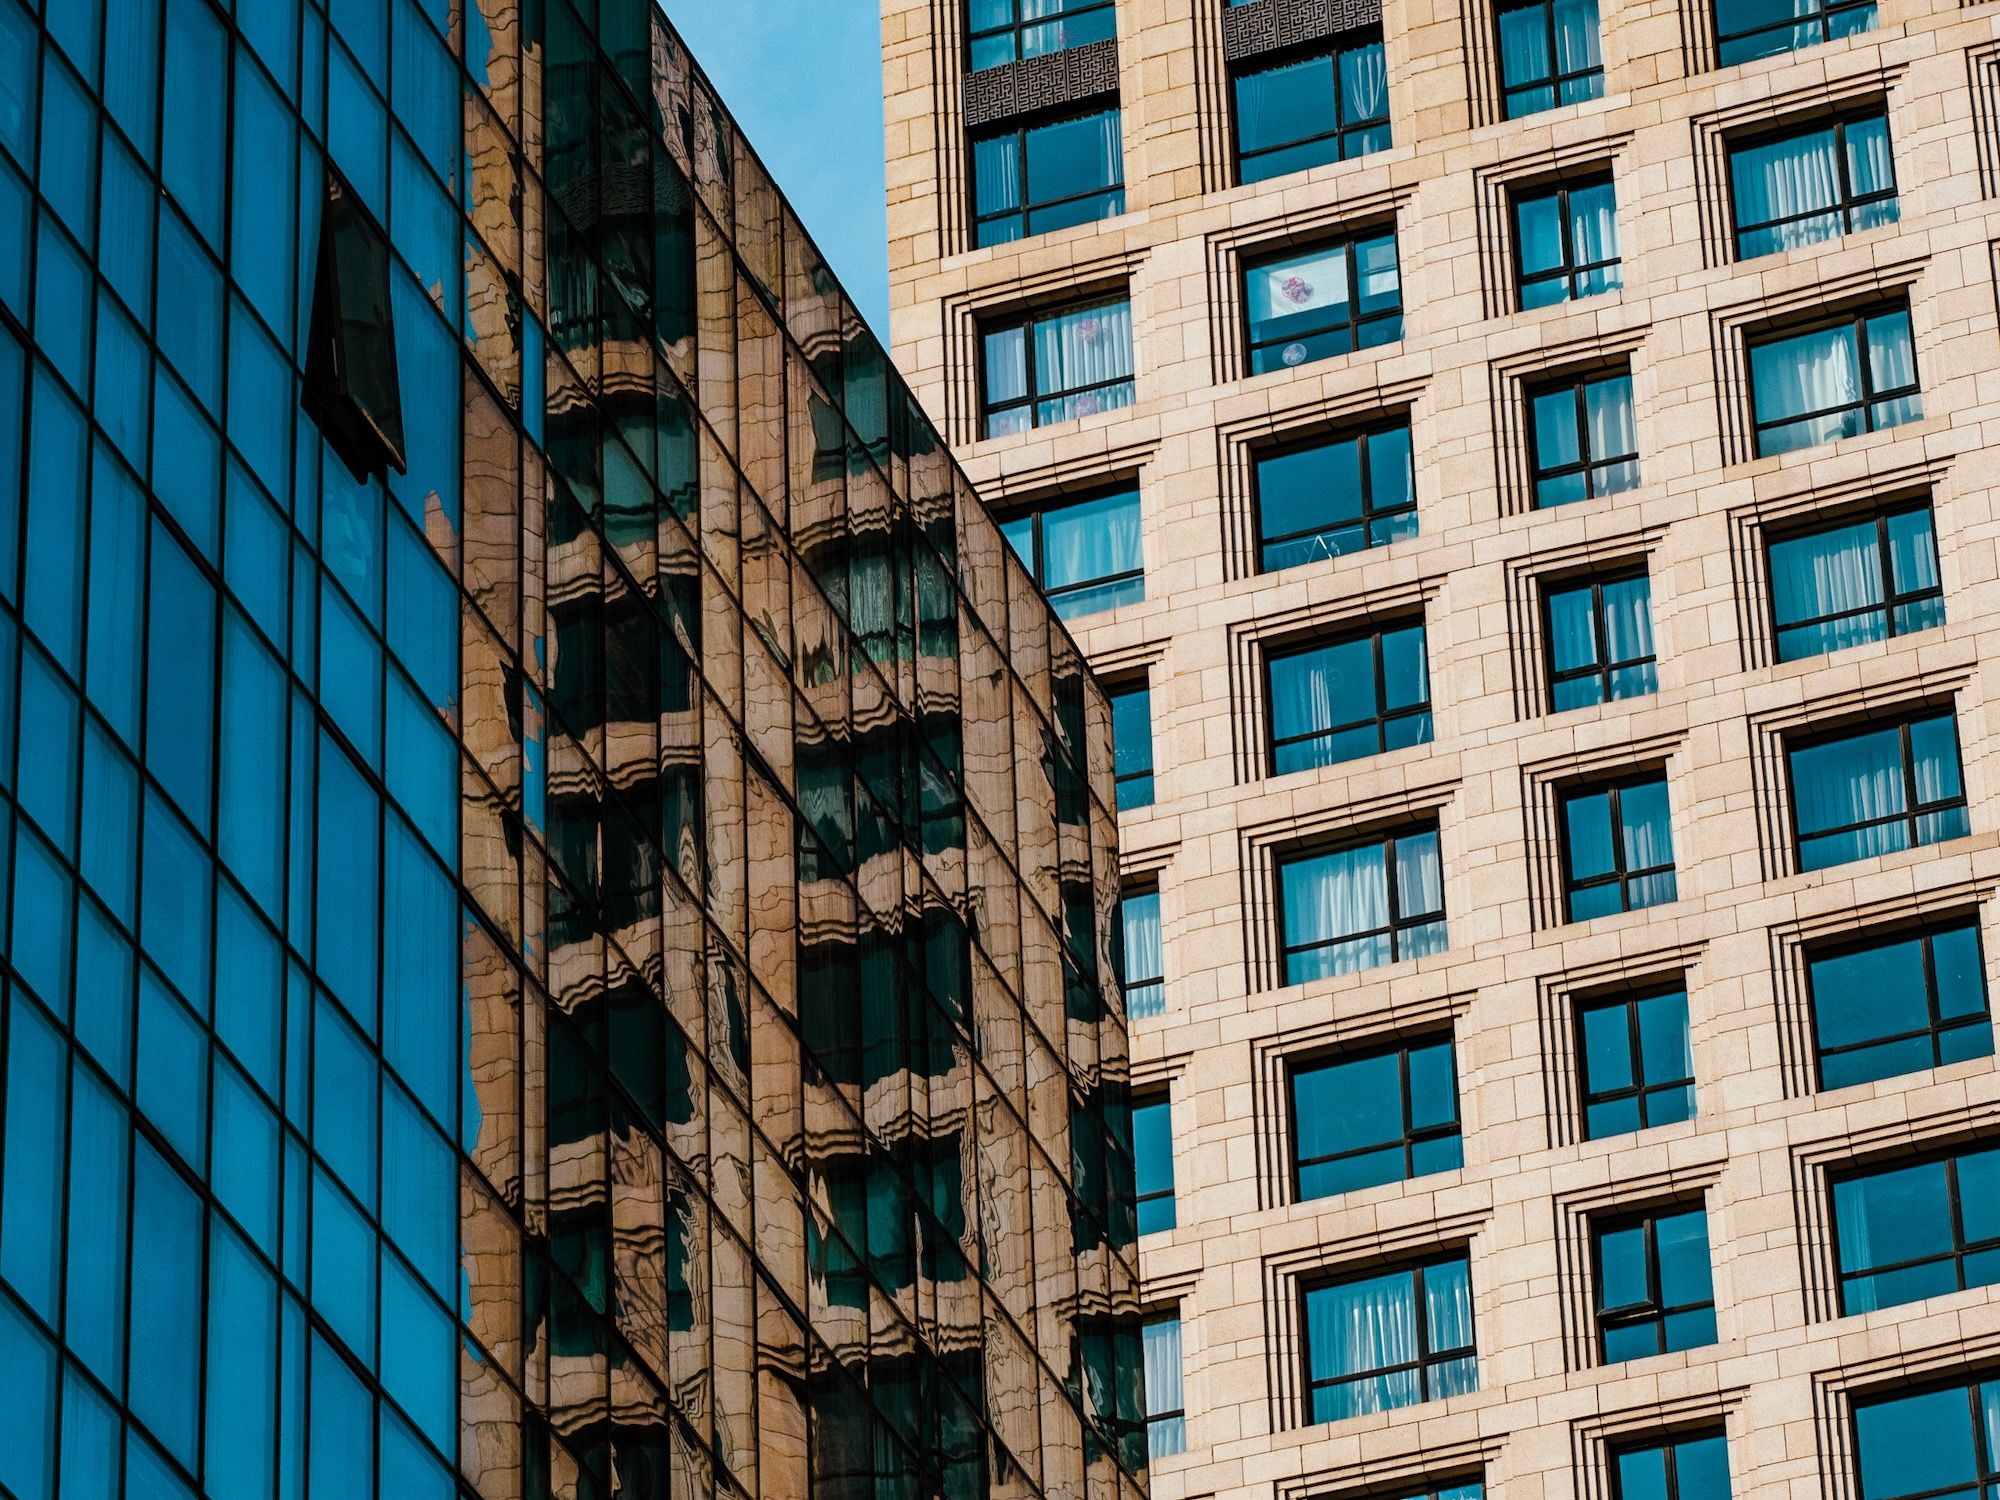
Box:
[884,1,2000,1498]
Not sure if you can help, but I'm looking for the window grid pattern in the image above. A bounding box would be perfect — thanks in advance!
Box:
[1120,886,1164,1020]
[1807,919,1994,1092]
[1266,621,1433,776]
[1593,1206,1719,1362]
[1613,1432,1733,1500]
[1279,828,1447,985]
[967,0,1118,70]
[1749,306,1921,457]
[1716,0,1877,67]
[1767,502,1942,663]
[1231,35,1393,185]
[1833,1144,2000,1314]
[1545,569,1656,711]
[1577,986,1697,1140]
[1787,710,1968,872]
[997,487,1145,619]
[1854,1379,2000,1500]
[1244,231,1404,375]
[1515,177,1623,309]
[1529,370,1640,507]
[1560,773,1678,922]
[1254,421,1417,572]
[981,297,1136,437]
[1291,1036,1464,1201]
[1730,110,1899,260]
[1302,1254,1478,1425]
[1497,0,1605,117]
[1143,1312,1187,1459]
[971,106,1126,248]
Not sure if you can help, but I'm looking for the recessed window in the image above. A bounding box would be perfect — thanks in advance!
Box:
[982,297,1135,437]
[1497,0,1604,118]
[1529,370,1640,507]
[998,487,1144,619]
[1267,621,1432,776]
[1110,679,1155,811]
[1291,1035,1462,1201]
[968,0,1116,70]
[1731,110,1898,261]
[1787,709,1967,872]
[971,106,1125,247]
[1254,420,1416,572]
[1546,570,1657,712]
[1614,1432,1733,1500]
[1561,772,1677,923]
[304,169,407,482]
[1231,35,1391,185]
[1303,1254,1476,1424]
[1121,885,1164,1020]
[1808,918,1993,1091]
[1279,827,1446,985]
[1134,1092,1176,1235]
[1593,1205,1717,1363]
[1715,0,1874,68]
[1577,985,1696,1140]
[1143,1312,1187,1459]
[1244,230,1403,375]
[1749,305,1920,458]
[1514,176,1622,310]
[1834,1144,2000,1314]
[1855,1380,2000,1500]
[1767,501,1941,663]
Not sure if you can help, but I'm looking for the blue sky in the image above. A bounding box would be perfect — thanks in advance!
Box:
[662,0,892,331]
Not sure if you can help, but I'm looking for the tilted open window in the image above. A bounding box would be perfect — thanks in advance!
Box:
[304,169,407,482]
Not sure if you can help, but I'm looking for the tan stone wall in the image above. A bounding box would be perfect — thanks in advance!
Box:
[886,1,2000,1497]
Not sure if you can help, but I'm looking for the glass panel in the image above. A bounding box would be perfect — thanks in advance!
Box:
[1133,1096,1175,1235]
[1654,1209,1714,1310]
[1306,1269,1418,1382]
[1752,323,1863,455]
[1856,1388,1978,1500]
[1835,1160,1953,1283]
[1617,1447,1670,1500]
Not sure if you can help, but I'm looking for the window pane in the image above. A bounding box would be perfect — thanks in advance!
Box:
[1133,1096,1175,1234]
[1306,1269,1418,1381]
[1856,1388,1978,1500]
[1675,1434,1734,1500]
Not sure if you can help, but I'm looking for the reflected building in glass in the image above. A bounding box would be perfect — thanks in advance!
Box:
[0,0,1144,1496]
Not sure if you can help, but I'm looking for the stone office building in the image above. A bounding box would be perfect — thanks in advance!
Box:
[884,0,2000,1498]
[0,1,1144,1497]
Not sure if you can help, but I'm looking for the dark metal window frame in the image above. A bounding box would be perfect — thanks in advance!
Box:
[1278,826,1446,977]
[1559,771,1676,921]
[980,296,1135,435]
[1301,1253,1477,1418]
[1576,982,1696,1137]
[1513,175,1622,309]
[1120,880,1164,1016]
[1288,1033,1463,1200]
[1728,107,1899,259]
[1241,229,1405,372]
[1806,916,1988,1089]
[1715,0,1877,69]
[1133,1089,1176,1231]
[1142,1309,1187,1453]
[1764,499,1941,661]
[967,0,1118,69]
[1543,566,1655,707]
[1850,1378,2000,1500]
[1748,305,1920,456]
[995,485,1144,608]
[1609,1431,1732,1500]
[1264,618,1432,774]
[1831,1146,2000,1314]
[1108,677,1155,809]
[1527,367,1639,506]
[1785,709,1967,869]
[1228,31,1392,184]
[1592,1204,1716,1361]
[1251,418,1417,571]
[1496,0,1604,118]
[970,104,1126,248]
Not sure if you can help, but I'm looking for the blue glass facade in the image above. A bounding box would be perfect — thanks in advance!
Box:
[0,0,1144,1496]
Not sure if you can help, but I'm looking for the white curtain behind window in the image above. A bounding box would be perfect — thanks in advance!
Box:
[1033,301,1133,398]
[1310,1271,1418,1413]
[1733,129,1839,248]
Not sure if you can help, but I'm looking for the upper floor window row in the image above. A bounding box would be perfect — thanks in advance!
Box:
[973,106,1125,248]
[969,0,1116,71]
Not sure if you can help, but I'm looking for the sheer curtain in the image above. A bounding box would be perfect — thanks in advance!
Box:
[1752,326,1861,449]
[1733,129,1840,251]
[1585,375,1636,464]
[1309,1271,1419,1417]
[1498,3,1552,93]
[1791,727,1904,853]
[1034,301,1133,400]
[1041,489,1140,591]
[1341,42,1388,126]
[1770,522,1882,652]
[1284,844,1390,978]
[1394,832,1443,922]
[1554,0,1602,76]
[973,134,1022,221]
[1569,184,1622,291]
[1121,891,1163,1017]
[1143,1317,1186,1458]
